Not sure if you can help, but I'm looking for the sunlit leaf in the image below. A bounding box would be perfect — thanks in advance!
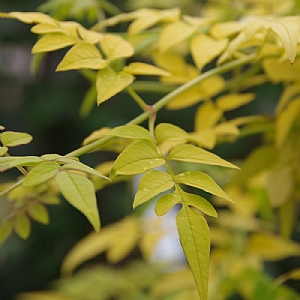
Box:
[175,171,234,203]
[111,140,165,179]
[23,161,60,187]
[101,34,134,59]
[0,11,55,24]
[55,171,100,232]
[32,33,79,53]
[96,67,134,105]
[155,123,189,143]
[56,42,107,71]
[27,202,49,224]
[191,34,227,70]
[176,205,210,300]
[62,161,108,179]
[14,213,31,239]
[123,62,170,76]
[216,93,255,111]
[133,170,174,208]
[169,144,238,169]
[155,192,179,216]
[195,102,222,131]
[0,156,43,172]
[1,131,32,147]
[210,21,245,39]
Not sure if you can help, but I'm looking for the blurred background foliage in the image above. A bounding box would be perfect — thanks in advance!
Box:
[0,0,300,299]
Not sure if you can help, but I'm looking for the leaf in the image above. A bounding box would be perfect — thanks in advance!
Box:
[276,83,300,114]
[55,171,100,232]
[96,67,134,105]
[15,291,69,300]
[23,161,60,187]
[56,42,107,71]
[133,170,174,208]
[276,98,300,147]
[1,11,56,24]
[216,93,255,111]
[191,34,227,70]
[175,171,234,203]
[110,140,165,179]
[27,202,49,224]
[14,213,31,239]
[1,131,32,147]
[155,123,189,143]
[62,161,108,179]
[159,21,196,52]
[0,147,8,156]
[155,192,179,216]
[32,33,79,53]
[101,124,153,141]
[100,34,134,59]
[176,205,210,300]
[0,156,43,172]
[195,102,222,131]
[169,144,239,169]
[0,221,13,244]
[210,21,245,39]
[123,62,170,76]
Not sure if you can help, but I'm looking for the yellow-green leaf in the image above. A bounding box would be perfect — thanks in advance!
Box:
[27,202,49,224]
[1,11,56,24]
[155,192,179,216]
[14,213,31,239]
[169,144,238,169]
[62,161,108,179]
[133,170,174,208]
[276,83,300,114]
[23,161,60,187]
[101,34,134,59]
[191,34,227,70]
[155,123,189,143]
[216,93,255,111]
[55,171,100,232]
[111,140,165,179]
[0,147,8,156]
[32,33,79,53]
[96,67,134,105]
[195,102,222,131]
[0,221,13,244]
[210,21,245,39]
[101,124,153,141]
[1,131,32,147]
[56,42,107,71]
[123,62,170,76]
[15,291,69,300]
[176,205,210,300]
[0,156,43,172]
[175,171,234,203]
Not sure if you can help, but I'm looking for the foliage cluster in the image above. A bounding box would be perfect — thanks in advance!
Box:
[1,0,300,299]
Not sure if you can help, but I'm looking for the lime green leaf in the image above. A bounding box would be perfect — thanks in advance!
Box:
[111,140,165,179]
[101,34,134,59]
[0,221,13,244]
[62,161,108,179]
[176,205,210,300]
[0,11,56,24]
[191,34,227,70]
[276,98,300,147]
[101,124,153,141]
[14,213,31,239]
[96,67,134,105]
[32,33,79,53]
[0,156,43,172]
[155,192,179,216]
[169,144,239,169]
[133,170,174,208]
[56,42,107,71]
[175,171,234,203]
[55,171,100,232]
[155,123,189,143]
[123,62,170,76]
[27,202,49,224]
[159,21,196,52]
[216,93,255,111]
[31,23,60,34]
[1,131,32,147]
[23,161,60,187]
[0,147,8,156]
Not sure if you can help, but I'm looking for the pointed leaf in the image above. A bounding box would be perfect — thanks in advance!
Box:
[56,42,107,71]
[14,213,31,239]
[101,124,153,141]
[176,205,210,300]
[175,171,234,203]
[111,140,165,178]
[101,34,134,59]
[1,131,32,147]
[1,11,56,24]
[55,171,100,231]
[0,147,8,156]
[155,123,189,143]
[0,156,43,172]
[32,33,79,53]
[27,202,49,224]
[62,161,108,179]
[169,144,239,169]
[195,102,222,131]
[123,62,170,76]
[155,192,179,216]
[96,67,134,105]
[133,170,174,208]
[216,93,255,111]
[23,161,60,187]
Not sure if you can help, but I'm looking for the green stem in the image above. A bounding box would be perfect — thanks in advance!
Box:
[126,86,149,111]
[66,54,256,158]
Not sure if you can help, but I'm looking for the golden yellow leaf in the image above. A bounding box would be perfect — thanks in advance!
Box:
[210,21,245,39]
[216,93,255,111]
[191,34,227,70]
[123,62,170,76]
[214,122,240,136]
[195,102,222,131]
[276,83,300,114]
[0,11,55,25]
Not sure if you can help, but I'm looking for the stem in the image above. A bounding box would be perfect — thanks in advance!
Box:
[126,86,149,111]
[66,54,256,158]
[4,153,28,176]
